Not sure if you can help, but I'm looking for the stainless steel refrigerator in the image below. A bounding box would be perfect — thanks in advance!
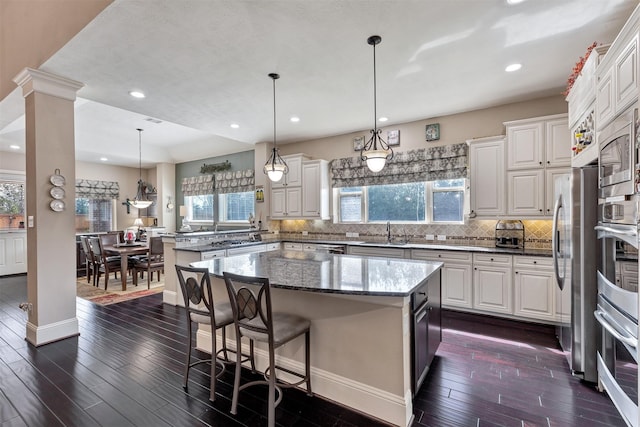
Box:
[552,166,599,383]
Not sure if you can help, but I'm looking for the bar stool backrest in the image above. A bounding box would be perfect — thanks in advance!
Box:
[223,272,274,345]
[175,265,216,326]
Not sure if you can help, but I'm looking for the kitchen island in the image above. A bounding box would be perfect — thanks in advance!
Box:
[189,250,442,427]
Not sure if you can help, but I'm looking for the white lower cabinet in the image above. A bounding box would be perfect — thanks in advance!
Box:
[411,250,473,309]
[347,246,407,258]
[0,232,27,276]
[472,254,512,315]
[513,256,555,321]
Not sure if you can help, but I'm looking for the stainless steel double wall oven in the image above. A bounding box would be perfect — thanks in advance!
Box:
[595,103,640,427]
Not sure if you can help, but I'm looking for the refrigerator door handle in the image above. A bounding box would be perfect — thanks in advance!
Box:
[552,194,564,290]
[594,309,638,348]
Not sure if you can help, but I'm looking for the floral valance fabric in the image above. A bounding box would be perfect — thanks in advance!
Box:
[182,174,214,196]
[215,169,254,194]
[329,143,468,188]
[75,179,120,199]
[182,169,255,196]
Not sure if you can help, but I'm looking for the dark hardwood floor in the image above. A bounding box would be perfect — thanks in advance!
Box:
[0,274,626,426]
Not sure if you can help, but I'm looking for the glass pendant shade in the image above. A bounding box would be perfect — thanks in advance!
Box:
[364,150,391,172]
[264,73,288,182]
[264,147,288,182]
[128,128,153,209]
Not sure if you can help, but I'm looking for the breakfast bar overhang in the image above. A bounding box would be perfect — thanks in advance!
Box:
[189,250,442,427]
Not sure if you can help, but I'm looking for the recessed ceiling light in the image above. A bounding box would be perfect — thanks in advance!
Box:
[230,123,240,129]
[100,157,108,162]
[129,90,145,99]
[506,0,525,4]
[290,116,300,123]
[378,117,388,122]
[9,145,20,150]
[505,63,522,72]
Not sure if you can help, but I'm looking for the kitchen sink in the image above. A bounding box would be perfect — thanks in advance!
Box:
[360,241,408,246]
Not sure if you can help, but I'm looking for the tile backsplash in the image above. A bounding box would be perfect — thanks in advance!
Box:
[272,219,553,249]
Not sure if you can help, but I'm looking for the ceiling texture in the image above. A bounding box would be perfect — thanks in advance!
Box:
[0,0,638,168]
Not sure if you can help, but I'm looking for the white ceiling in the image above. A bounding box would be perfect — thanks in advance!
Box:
[0,0,638,168]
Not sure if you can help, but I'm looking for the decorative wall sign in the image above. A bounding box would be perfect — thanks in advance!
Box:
[353,135,365,151]
[426,123,440,141]
[387,130,400,146]
[255,185,264,203]
[200,160,231,174]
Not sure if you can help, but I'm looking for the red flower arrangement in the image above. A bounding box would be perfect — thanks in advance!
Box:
[563,41,599,97]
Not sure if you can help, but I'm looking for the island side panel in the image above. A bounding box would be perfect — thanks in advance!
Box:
[197,276,413,427]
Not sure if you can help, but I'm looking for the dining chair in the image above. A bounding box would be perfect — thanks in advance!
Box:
[132,236,164,288]
[175,264,237,402]
[223,271,312,427]
[89,237,121,289]
[79,236,95,284]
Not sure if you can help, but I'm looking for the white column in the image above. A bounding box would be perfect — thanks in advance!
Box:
[13,68,84,346]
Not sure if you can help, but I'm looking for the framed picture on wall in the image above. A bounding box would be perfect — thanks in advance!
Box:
[353,135,365,151]
[387,130,400,146]
[426,123,440,141]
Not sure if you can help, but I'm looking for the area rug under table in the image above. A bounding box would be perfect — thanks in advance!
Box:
[76,275,164,306]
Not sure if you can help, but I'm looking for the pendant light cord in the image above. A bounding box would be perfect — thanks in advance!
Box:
[372,41,377,133]
[137,128,143,181]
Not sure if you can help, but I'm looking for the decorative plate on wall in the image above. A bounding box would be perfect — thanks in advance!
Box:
[50,199,65,212]
[50,187,65,199]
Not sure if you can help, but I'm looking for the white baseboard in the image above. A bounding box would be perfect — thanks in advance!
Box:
[163,289,179,306]
[25,317,79,346]
[196,329,412,427]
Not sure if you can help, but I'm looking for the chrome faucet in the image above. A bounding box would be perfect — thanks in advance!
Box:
[386,221,392,243]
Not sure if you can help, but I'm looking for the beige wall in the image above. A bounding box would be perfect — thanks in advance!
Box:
[278,94,567,160]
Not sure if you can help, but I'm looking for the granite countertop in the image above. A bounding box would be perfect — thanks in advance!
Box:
[175,236,553,257]
[191,250,443,297]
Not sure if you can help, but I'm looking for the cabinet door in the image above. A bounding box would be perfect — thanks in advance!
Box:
[0,233,27,276]
[615,34,639,114]
[473,265,512,314]
[286,187,302,217]
[441,263,473,309]
[302,161,329,219]
[469,138,505,217]
[507,169,544,216]
[596,67,614,129]
[271,155,304,188]
[514,269,555,321]
[545,118,571,167]
[270,188,287,218]
[545,168,569,216]
[507,122,544,170]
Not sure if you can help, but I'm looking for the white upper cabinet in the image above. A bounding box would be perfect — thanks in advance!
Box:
[505,114,571,170]
[506,122,545,170]
[269,154,330,220]
[467,136,506,218]
[595,9,640,130]
[302,160,330,219]
[270,154,307,188]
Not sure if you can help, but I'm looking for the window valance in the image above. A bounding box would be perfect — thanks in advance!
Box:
[182,174,214,196]
[182,169,255,196]
[215,169,254,194]
[329,143,468,188]
[75,179,119,199]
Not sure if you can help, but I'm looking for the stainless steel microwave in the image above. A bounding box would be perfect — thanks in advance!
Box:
[598,105,639,199]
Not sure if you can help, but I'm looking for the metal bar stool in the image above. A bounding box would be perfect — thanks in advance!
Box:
[223,271,312,427]
[175,265,238,402]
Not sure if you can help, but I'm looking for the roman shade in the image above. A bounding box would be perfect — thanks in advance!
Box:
[330,143,468,188]
[75,179,119,199]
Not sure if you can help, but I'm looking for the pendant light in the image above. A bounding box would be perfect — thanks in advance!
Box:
[361,35,393,173]
[128,128,153,209]
[263,73,288,182]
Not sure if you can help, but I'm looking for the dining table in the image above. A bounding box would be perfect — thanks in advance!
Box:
[103,242,149,291]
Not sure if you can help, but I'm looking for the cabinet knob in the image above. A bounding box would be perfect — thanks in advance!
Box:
[490,258,494,261]
[539,209,543,212]
[515,271,519,274]
[533,261,537,264]
[539,161,542,165]
[547,161,550,164]
[474,267,477,270]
